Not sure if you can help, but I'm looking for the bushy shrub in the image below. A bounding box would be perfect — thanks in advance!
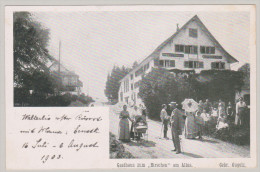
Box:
[139,68,191,120]
[110,133,135,159]
[46,94,72,106]
[213,124,250,145]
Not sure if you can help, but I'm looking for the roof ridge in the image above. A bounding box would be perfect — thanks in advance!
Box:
[119,15,238,82]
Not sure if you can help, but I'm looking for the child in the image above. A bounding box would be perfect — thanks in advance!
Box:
[216,113,229,130]
[211,108,218,117]
[195,111,204,140]
[200,109,210,135]
[134,114,147,141]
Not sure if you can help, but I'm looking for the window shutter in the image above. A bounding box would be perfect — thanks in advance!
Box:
[211,47,215,54]
[194,46,198,54]
[170,60,175,67]
[159,60,164,67]
[211,62,216,69]
[180,45,184,52]
[175,45,179,52]
[200,46,205,54]
[199,62,204,68]
[185,46,190,54]
[206,47,209,54]
[184,61,189,68]
[221,62,225,69]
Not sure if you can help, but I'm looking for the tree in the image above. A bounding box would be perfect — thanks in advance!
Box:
[104,65,131,101]
[132,61,138,69]
[139,68,190,119]
[13,12,70,106]
[191,70,244,103]
[138,68,244,120]
[14,12,51,87]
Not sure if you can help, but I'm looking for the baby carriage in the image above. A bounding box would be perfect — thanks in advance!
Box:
[133,116,148,142]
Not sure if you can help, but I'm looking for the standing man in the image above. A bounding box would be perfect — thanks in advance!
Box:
[170,102,182,154]
[235,97,247,126]
[160,104,169,139]
[204,99,212,114]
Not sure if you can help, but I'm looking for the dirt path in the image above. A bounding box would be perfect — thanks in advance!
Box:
[109,105,250,159]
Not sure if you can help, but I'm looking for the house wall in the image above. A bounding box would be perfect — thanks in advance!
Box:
[118,59,155,106]
[118,20,234,106]
[159,20,230,73]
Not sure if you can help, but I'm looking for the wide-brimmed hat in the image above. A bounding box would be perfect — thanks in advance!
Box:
[170,102,178,106]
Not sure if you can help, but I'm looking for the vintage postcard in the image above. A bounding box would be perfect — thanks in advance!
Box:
[5,5,256,169]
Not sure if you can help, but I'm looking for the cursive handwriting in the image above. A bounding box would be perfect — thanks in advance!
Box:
[38,126,63,134]
[75,114,102,121]
[19,110,104,164]
[68,139,99,151]
[73,125,99,134]
[22,114,51,120]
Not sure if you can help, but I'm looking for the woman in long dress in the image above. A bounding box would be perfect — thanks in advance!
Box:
[119,105,132,142]
[218,99,226,118]
[184,111,199,139]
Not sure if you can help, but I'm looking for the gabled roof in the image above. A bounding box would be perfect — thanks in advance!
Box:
[120,15,238,82]
[147,15,238,63]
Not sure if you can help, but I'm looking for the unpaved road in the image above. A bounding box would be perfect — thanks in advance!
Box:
[109,105,250,159]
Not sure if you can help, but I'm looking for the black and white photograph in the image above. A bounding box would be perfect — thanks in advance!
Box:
[107,12,251,159]
[4,4,257,169]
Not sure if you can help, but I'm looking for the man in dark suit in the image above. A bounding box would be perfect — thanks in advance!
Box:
[170,102,182,154]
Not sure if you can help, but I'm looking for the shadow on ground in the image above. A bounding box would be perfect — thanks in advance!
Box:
[186,137,219,144]
[126,140,156,147]
[181,152,204,158]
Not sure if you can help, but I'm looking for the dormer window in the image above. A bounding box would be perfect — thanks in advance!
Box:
[189,28,198,38]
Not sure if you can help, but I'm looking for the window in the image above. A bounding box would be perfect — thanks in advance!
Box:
[200,46,205,54]
[131,83,133,90]
[189,28,198,38]
[184,45,198,54]
[170,60,175,67]
[211,62,225,69]
[159,60,164,67]
[130,74,133,80]
[184,61,204,68]
[200,46,215,54]
[184,45,190,54]
[124,79,130,92]
[159,60,175,68]
[143,62,150,71]
[175,44,184,52]
[134,81,141,89]
[120,92,123,102]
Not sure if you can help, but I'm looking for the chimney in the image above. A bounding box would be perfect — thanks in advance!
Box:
[176,24,179,31]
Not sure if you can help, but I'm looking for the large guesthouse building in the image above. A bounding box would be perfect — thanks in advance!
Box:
[118,15,238,106]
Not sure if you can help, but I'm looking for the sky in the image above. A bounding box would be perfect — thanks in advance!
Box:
[32,11,250,101]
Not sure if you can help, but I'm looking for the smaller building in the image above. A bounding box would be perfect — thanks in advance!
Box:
[49,61,83,96]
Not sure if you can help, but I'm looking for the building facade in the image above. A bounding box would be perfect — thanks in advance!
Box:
[49,61,83,96]
[118,15,238,106]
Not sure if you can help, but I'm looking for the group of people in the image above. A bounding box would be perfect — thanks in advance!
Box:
[118,97,248,155]
[196,97,248,128]
[118,105,147,143]
[160,97,249,153]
